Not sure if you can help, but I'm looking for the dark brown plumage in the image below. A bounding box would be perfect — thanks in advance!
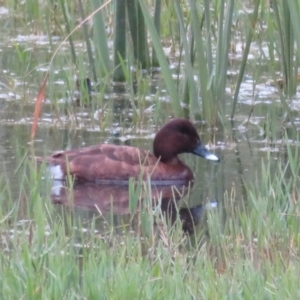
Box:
[36,119,219,183]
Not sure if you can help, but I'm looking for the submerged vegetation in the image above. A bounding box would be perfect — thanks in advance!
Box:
[0,0,300,298]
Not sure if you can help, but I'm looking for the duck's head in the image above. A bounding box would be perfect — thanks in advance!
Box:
[153,119,219,163]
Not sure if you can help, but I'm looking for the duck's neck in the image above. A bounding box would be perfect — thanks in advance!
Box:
[158,156,183,165]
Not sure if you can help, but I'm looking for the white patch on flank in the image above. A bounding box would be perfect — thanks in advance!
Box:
[208,200,218,208]
[51,180,64,196]
[205,154,219,161]
[48,165,64,180]
[204,200,218,210]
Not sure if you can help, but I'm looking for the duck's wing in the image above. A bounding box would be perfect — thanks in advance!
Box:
[37,144,157,181]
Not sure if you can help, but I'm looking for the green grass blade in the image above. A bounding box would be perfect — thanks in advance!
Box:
[78,0,97,82]
[231,0,260,119]
[113,0,127,81]
[287,0,300,62]
[174,0,199,116]
[214,0,234,103]
[91,0,112,76]
[58,0,77,64]
[138,0,183,116]
[189,0,215,122]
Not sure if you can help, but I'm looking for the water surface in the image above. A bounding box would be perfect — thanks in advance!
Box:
[0,8,299,236]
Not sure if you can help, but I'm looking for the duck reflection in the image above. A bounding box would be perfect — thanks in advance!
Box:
[50,181,217,234]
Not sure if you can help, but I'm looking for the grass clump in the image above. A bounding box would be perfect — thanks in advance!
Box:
[1,146,300,299]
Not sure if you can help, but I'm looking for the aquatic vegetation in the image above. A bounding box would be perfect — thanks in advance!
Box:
[0,0,300,298]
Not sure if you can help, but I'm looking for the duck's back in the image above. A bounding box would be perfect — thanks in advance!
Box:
[42,144,149,181]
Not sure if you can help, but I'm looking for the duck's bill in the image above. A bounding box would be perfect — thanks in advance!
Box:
[192,143,219,162]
